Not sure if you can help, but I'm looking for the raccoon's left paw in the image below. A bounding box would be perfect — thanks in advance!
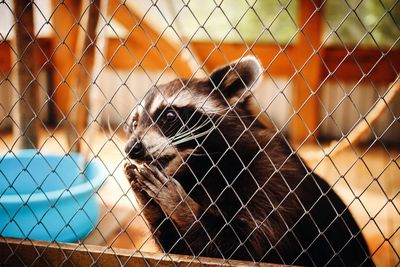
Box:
[135,164,200,223]
[124,162,137,180]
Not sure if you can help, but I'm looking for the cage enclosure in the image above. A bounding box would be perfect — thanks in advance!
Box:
[0,0,399,266]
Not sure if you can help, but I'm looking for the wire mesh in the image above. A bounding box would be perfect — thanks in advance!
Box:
[0,0,399,266]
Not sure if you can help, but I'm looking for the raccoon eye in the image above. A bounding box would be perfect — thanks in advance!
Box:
[164,110,177,123]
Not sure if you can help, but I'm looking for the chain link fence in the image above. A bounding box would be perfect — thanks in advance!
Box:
[0,0,399,266]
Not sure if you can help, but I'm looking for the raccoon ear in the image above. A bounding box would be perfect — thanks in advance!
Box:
[209,56,262,104]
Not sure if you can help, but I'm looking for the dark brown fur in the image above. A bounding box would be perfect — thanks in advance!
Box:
[124,57,373,266]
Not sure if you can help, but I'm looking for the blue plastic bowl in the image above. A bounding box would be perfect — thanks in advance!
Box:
[0,150,107,242]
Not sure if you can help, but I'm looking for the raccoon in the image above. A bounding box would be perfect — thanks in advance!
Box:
[123,56,373,266]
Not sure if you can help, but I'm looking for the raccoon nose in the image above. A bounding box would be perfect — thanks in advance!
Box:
[125,138,145,159]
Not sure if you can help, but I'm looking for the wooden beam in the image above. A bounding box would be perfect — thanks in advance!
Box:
[107,0,192,77]
[106,39,298,77]
[106,37,400,84]
[322,47,400,83]
[0,238,285,267]
[290,0,324,143]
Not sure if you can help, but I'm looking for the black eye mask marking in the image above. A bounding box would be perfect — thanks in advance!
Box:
[152,106,196,138]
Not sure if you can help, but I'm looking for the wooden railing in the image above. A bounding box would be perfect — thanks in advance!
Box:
[0,238,286,267]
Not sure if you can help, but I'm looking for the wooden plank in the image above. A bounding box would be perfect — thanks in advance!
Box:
[290,0,324,143]
[0,238,285,267]
[12,0,40,148]
[322,47,400,83]
[105,37,400,83]
[107,0,192,77]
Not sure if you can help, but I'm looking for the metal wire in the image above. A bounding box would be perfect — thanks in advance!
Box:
[0,0,399,266]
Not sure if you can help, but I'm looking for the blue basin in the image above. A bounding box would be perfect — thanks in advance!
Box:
[0,150,107,242]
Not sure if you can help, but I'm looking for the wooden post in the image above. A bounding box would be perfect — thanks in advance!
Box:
[67,0,101,152]
[13,0,39,149]
[50,0,81,120]
[291,0,323,143]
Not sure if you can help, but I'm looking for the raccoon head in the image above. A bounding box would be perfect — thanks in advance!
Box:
[124,56,263,176]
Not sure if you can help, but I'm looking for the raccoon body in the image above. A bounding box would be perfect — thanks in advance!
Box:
[124,56,373,266]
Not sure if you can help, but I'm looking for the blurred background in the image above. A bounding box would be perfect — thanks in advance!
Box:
[0,0,399,266]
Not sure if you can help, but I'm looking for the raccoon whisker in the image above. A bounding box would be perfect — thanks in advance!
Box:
[172,114,224,144]
[170,117,210,140]
[187,150,220,156]
[170,121,211,143]
[171,130,212,146]
[151,123,212,158]
[219,113,255,118]
[173,113,210,139]
[206,109,256,119]
[174,112,222,141]
[174,121,209,139]
[187,153,207,156]
[172,125,196,141]
[203,105,260,119]
[202,110,229,116]
[164,119,182,137]
[189,151,221,156]
[171,128,213,146]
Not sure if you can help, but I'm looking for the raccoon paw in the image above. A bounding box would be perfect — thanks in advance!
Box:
[124,162,138,182]
[133,163,173,199]
[134,164,200,223]
[124,163,145,193]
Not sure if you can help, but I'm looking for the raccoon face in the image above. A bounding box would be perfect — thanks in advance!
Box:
[124,56,263,174]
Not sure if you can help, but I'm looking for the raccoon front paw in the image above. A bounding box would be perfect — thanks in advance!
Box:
[134,164,200,227]
[124,162,137,180]
[124,162,141,190]
[124,162,167,227]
